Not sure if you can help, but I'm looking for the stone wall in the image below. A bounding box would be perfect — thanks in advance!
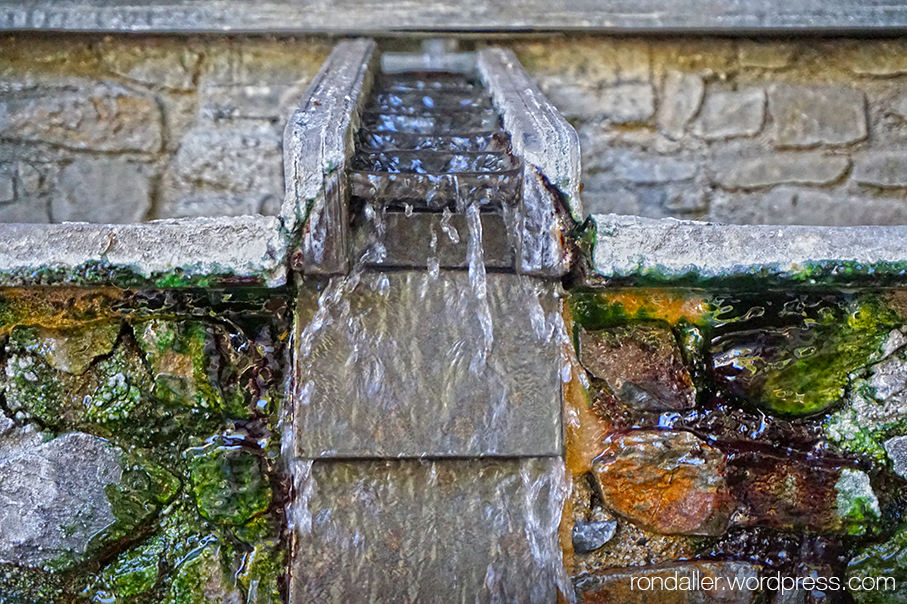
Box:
[2,34,907,225]
[0,35,330,223]
[507,36,907,225]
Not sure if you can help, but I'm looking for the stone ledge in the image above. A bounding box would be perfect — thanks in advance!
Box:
[1,1,906,32]
[590,213,907,285]
[0,216,286,288]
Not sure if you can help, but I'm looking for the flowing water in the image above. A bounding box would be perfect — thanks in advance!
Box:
[284,65,571,601]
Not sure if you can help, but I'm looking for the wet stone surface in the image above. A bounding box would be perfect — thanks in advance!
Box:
[592,430,734,536]
[291,458,566,604]
[579,324,696,412]
[294,270,563,458]
[565,287,907,601]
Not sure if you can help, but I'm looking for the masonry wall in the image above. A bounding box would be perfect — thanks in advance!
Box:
[0,35,330,223]
[2,35,907,225]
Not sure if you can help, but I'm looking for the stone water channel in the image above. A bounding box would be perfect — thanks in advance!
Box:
[1,39,907,604]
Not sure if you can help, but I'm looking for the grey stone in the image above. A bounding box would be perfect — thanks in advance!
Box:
[100,40,201,91]
[0,216,286,287]
[290,458,566,604]
[853,151,907,187]
[692,88,765,140]
[2,1,906,32]
[479,47,579,276]
[709,187,907,226]
[712,153,849,189]
[572,520,618,554]
[656,70,704,139]
[606,150,698,184]
[0,83,162,153]
[768,83,867,147]
[167,122,281,193]
[890,94,907,121]
[576,561,761,603]
[16,162,42,196]
[884,436,907,480]
[284,39,376,275]
[157,193,274,220]
[293,270,562,458]
[847,40,907,76]
[53,159,152,224]
[581,186,642,216]
[591,213,907,282]
[0,431,170,569]
[200,82,305,122]
[0,164,14,203]
[738,41,795,68]
[0,198,50,223]
[545,82,655,124]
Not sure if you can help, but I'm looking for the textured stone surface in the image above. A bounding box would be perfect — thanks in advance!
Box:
[291,458,566,604]
[592,430,733,536]
[712,153,849,189]
[294,271,562,458]
[709,188,907,226]
[847,40,907,76]
[738,42,795,68]
[692,88,765,140]
[161,123,281,219]
[728,452,879,534]
[0,430,175,569]
[0,216,286,287]
[657,70,704,139]
[884,435,907,479]
[768,84,867,147]
[0,83,162,153]
[10,322,120,375]
[576,562,762,603]
[579,325,695,412]
[573,520,618,554]
[53,159,152,223]
[591,214,907,283]
[852,150,907,188]
[2,1,906,32]
[546,82,655,124]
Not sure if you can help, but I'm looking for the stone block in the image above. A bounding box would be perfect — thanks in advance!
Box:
[846,40,907,76]
[768,84,867,147]
[52,158,152,223]
[692,88,765,140]
[709,188,907,226]
[592,430,733,536]
[0,198,49,223]
[161,122,282,217]
[656,70,704,139]
[592,148,697,184]
[293,270,563,458]
[543,82,654,123]
[0,163,14,203]
[291,458,565,604]
[738,41,795,68]
[0,83,162,153]
[99,39,201,91]
[712,153,849,189]
[853,150,907,187]
[0,430,178,569]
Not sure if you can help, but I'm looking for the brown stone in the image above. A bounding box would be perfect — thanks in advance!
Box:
[592,430,733,536]
[727,451,878,535]
[579,325,695,412]
[576,561,762,604]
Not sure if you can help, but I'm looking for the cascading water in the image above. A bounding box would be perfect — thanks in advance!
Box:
[285,63,572,602]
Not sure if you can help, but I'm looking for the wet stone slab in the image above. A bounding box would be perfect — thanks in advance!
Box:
[293,270,563,458]
[290,458,566,604]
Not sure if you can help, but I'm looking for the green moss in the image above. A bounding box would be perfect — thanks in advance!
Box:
[237,543,284,604]
[0,564,71,604]
[185,435,272,527]
[164,540,240,604]
[847,523,907,603]
[835,469,881,536]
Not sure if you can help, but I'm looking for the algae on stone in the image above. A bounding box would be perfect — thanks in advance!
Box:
[847,523,907,603]
[186,434,272,527]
